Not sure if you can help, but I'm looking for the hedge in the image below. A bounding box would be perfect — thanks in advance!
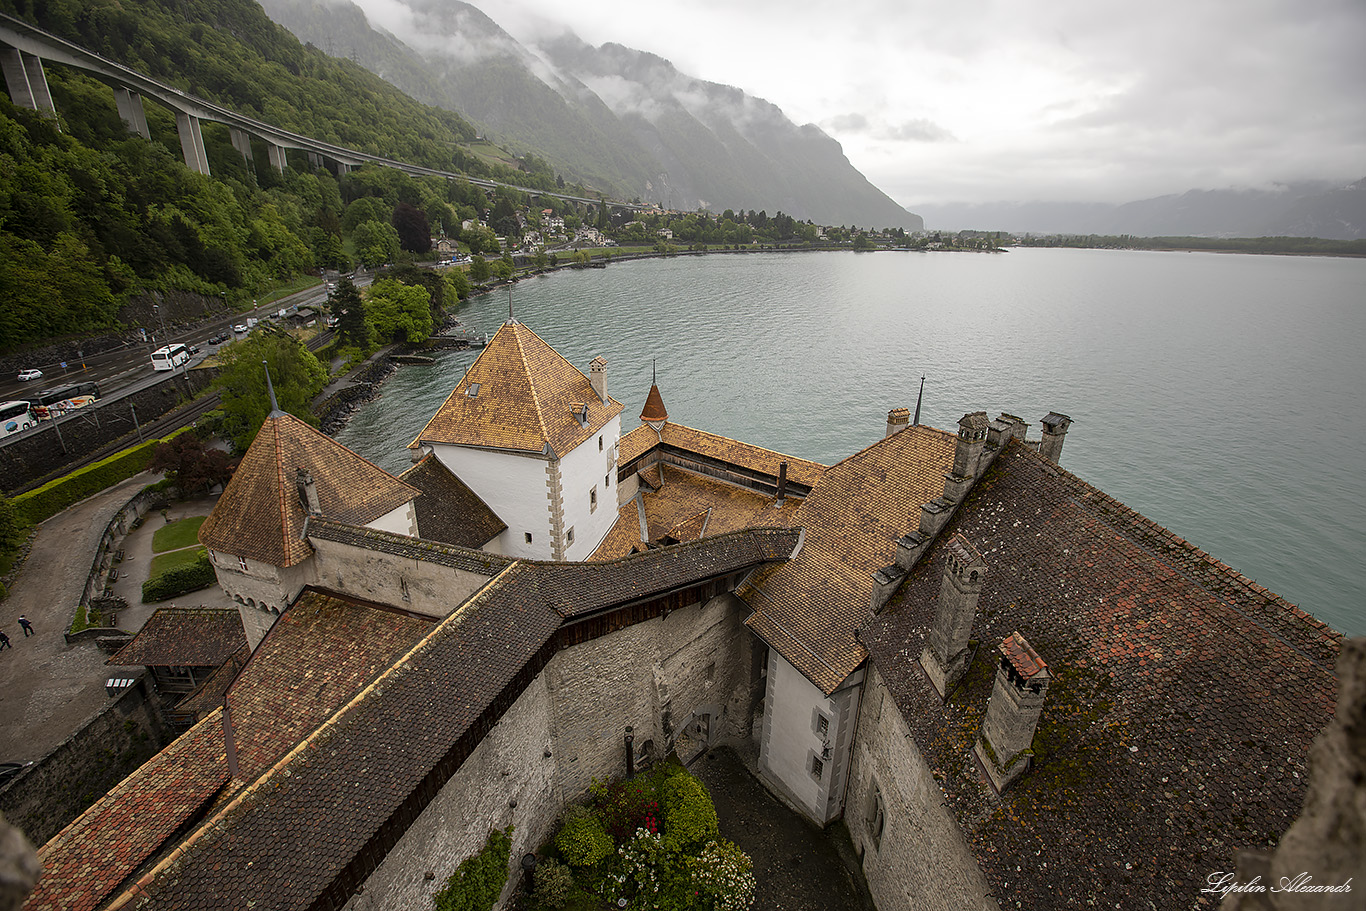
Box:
[141,551,217,603]
[13,428,192,526]
[433,825,513,911]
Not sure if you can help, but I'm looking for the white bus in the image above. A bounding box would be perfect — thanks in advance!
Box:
[151,343,190,372]
[0,401,36,437]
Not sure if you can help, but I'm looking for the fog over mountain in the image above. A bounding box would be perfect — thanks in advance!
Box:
[912,180,1366,239]
[256,0,923,230]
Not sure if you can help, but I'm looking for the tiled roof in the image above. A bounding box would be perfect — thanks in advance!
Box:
[106,608,246,669]
[26,713,228,911]
[741,424,956,693]
[307,518,515,575]
[400,453,507,548]
[222,589,435,788]
[640,383,668,422]
[173,647,249,722]
[592,464,801,560]
[619,421,826,491]
[862,441,1340,911]
[199,412,418,567]
[106,529,800,910]
[411,320,624,456]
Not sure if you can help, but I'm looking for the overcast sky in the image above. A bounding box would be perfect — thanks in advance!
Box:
[442,0,1366,208]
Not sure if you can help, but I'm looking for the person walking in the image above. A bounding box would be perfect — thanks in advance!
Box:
[18,615,33,637]
[0,629,10,650]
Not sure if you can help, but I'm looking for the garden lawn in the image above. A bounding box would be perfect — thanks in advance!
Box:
[148,546,208,577]
[151,517,207,553]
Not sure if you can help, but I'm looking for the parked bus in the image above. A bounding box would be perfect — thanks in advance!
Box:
[151,343,190,372]
[32,382,100,419]
[0,401,36,437]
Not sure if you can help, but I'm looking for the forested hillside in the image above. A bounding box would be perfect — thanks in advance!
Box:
[0,0,563,354]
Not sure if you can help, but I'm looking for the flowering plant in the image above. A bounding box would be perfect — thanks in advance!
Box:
[689,840,756,911]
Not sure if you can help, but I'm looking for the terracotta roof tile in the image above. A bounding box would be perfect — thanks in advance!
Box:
[399,453,507,548]
[26,714,228,911]
[306,518,515,575]
[199,412,418,567]
[620,421,826,491]
[742,424,956,693]
[412,321,624,456]
[106,608,246,669]
[862,441,1340,911]
[999,631,1048,680]
[640,383,668,422]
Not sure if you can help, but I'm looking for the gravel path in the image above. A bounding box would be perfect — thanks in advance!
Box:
[0,474,155,761]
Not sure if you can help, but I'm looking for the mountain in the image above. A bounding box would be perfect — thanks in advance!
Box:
[255,0,923,230]
[910,180,1366,239]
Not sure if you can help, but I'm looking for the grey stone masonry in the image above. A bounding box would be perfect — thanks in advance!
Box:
[870,565,907,615]
[1038,412,1072,464]
[894,532,929,572]
[920,535,987,698]
[590,356,607,404]
[919,497,954,538]
[974,632,1051,793]
[951,412,989,478]
[987,413,1028,451]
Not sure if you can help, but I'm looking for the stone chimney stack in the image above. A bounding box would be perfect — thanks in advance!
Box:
[1038,412,1072,463]
[974,632,1051,793]
[919,534,987,697]
[952,412,989,479]
[296,467,321,516]
[869,564,907,615]
[987,413,1028,450]
[886,407,910,438]
[589,356,607,404]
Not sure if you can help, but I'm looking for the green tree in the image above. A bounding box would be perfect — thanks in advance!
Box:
[351,220,401,269]
[469,255,490,282]
[213,331,328,453]
[364,278,433,344]
[330,277,369,350]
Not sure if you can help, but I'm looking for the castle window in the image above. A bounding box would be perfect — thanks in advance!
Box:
[816,714,829,737]
[525,532,533,544]
[238,555,248,572]
[400,577,410,602]
[590,486,598,512]
[599,435,604,451]
[606,474,611,487]
[810,755,824,781]
[566,527,575,545]
[868,787,886,850]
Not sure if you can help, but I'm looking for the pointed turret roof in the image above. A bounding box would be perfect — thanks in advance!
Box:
[200,412,419,567]
[640,383,668,424]
[411,320,624,457]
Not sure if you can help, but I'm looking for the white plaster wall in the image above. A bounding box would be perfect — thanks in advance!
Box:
[366,501,417,537]
[847,667,1000,911]
[346,674,559,911]
[205,551,309,647]
[758,648,834,822]
[430,443,551,560]
[559,416,621,561]
[309,537,500,618]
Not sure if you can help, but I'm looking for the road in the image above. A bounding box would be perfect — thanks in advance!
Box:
[1,274,368,444]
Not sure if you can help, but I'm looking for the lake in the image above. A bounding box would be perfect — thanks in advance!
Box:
[335,248,1366,637]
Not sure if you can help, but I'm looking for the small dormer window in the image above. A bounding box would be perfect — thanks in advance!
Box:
[466,383,480,397]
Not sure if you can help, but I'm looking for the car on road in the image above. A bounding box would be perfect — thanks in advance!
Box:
[209,332,230,345]
[17,369,42,381]
[187,344,200,355]
[232,324,249,334]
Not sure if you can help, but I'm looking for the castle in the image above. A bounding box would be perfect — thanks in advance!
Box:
[21,320,1341,911]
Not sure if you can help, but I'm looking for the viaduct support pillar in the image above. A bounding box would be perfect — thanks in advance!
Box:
[1,48,58,124]
[306,151,322,171]
[113,87,150,139]
[266,141,288,172]
[175,111,210,175]
[229,127,254,169]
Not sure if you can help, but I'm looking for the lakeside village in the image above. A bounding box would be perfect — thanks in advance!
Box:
[0,269,1359,911]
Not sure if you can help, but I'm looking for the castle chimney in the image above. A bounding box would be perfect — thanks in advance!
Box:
[919,534,987,697]
[1038,412,1072,463]
[952,412,989,479]
[974,632,1051,793]
[775,461,788,503]
[987,413,1026,450]
[894,531,929,571]
[296,467,321,516]
[589,356,607,404]
[886,407,910,438]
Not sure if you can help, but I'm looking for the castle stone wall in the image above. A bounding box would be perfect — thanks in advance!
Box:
[308,537,495,618]
[847,667,999,911]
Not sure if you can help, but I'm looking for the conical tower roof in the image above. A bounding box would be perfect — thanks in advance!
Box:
[411,321,623,457]
[640,383,668,424]
[200,412,418,567]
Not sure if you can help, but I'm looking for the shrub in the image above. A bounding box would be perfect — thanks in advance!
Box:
[595,775,663,843]
[432,825,512,911]
[661,774,718,851]
[554,805,612,868]
[531,857,574,909]
[141,551,217,603]
[689,840,755,911]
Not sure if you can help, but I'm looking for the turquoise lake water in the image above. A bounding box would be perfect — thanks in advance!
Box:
[335,248,1366,636]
